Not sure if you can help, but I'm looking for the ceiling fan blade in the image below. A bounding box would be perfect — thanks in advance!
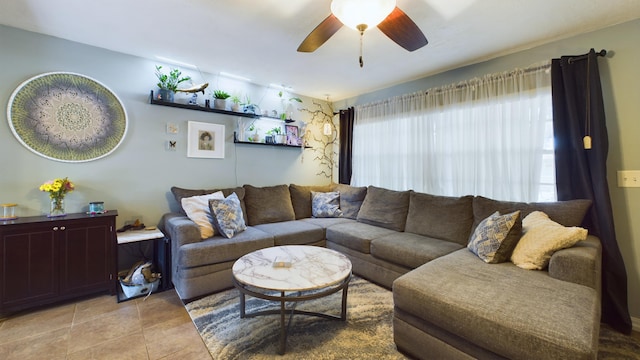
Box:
[297,14,343,52]
[377,7,428,52]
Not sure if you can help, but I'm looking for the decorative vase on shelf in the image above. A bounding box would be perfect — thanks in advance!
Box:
[49,197,65,217]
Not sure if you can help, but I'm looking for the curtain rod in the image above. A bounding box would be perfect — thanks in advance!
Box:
[567,49,607,64]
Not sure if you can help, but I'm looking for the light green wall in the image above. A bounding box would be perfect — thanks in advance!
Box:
[336,19,640,323]
[0,25,333,228]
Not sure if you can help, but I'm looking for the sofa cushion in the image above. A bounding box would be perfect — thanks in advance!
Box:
[171,186,248,223]
[253,220,325,246]
[289,184,333,219]
[326,221,397,254]
[472,196,591,231]
[393,249,600,360]
[357,186,410,232]
[208,193,247,239]
[244,184,296,225]
[467,210,522,263]
[405,192,474,245]
[511,211,588,270]
[181,191,224,239]
[371,232,463,269]
[311,191,343,218]
[333,184,367,219]
[177,227,274,268]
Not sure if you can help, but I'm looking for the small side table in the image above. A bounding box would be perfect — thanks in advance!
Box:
[116,228,171,302]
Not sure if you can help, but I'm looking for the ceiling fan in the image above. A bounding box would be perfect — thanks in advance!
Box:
[297,0,428,66]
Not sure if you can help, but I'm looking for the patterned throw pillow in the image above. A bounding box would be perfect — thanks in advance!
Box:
[181,191,224,239]
[511,211,587,270]
[467,210,522,263]
[311,191,343,218]
[208,193,247,239]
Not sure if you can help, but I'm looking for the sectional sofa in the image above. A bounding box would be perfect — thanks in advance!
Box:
[159,183,601,359]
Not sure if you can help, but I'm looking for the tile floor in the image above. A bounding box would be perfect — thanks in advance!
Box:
[2,289,639,360]
[0,290,211,360]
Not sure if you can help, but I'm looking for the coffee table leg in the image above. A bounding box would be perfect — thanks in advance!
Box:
[341,282,349,321]
[240,292,246,318]
[279,291,286,355]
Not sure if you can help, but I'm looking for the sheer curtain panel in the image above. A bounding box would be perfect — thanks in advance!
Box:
[352,62,554,203]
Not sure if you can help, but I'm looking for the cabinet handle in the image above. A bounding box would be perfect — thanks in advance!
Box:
[60,226,66,230]
[53,226,59,231]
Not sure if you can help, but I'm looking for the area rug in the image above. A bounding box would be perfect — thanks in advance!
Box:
[185,276,640,359]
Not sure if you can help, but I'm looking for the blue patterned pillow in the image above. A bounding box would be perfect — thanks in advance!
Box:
[208,193,247,238]
[311,191,343,218]
[467,210,522,263]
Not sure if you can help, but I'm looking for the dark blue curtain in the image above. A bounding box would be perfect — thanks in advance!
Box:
[339,107,355,184]
[551,49,631,334]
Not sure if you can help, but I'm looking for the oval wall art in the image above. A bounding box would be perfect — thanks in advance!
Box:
[7,72,128,162]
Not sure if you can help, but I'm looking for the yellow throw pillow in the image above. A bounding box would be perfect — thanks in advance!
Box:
[511,211,587,270]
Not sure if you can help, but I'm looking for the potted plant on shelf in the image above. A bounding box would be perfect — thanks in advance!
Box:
[155,65,191,102]
[230,94,242,112]
[242,95,260,115]
[247,123,260,142]
[278,91,302,121]
[213,90,231,110]
[267,126,285,144]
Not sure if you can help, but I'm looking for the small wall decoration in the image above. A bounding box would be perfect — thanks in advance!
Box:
[285,125,299,146]
[7,72,128,162]
[187,121,225,158]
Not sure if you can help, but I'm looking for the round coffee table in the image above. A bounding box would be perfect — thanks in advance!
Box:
[232,245,352,355]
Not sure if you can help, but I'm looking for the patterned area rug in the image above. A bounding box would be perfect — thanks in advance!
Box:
[185,276,640,359]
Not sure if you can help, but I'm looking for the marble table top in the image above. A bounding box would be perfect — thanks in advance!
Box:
[232,245,352,292]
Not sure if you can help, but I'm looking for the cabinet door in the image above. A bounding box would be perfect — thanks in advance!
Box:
[0,227,58,309]
[59,220,114,296]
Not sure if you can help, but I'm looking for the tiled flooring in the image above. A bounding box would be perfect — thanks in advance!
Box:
[2,289,640,360]
[0,290,211,360]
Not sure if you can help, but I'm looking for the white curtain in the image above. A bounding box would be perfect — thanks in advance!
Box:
[351,61,554,202]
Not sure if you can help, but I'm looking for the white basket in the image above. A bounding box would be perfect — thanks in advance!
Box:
[119,278,160,299]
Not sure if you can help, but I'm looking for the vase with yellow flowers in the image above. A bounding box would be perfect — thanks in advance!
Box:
[39,177,75,217]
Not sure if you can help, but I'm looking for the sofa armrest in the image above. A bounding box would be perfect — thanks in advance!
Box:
[159,212,202,248]
[548,235,602,293]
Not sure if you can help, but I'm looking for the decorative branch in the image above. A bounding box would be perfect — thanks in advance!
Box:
[299,100,338,179]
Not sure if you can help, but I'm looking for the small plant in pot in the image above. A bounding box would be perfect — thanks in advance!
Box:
[278,91,302,121]
[155,65,191,102]
[268,126,285,144]
[230,94,242,112]
[213,90,231,110]
[242,95,260,115]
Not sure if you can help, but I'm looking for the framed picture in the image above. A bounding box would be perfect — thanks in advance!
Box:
[285,125,299,146]
[187,121,225,158]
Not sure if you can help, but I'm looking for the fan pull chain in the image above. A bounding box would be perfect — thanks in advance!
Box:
[357,24,367,68]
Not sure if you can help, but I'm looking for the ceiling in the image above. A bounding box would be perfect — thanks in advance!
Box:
[1,0,639,101]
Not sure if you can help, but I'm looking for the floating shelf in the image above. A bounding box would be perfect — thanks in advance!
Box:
[233,132,310,149]
[149,90,259,118]
[149,91,297,123]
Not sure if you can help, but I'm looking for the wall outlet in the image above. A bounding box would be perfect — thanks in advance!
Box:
[617,170,640,187]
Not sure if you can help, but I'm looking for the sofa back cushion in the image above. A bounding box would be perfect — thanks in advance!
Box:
[171,186,248,223]
[405,192,474,245]
[333,184,368,219]
[244,184,296,225]
[289,184,334,219]
[472,196,592,231]
[357,186,410,231]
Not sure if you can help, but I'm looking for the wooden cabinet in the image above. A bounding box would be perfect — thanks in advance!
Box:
[0,211,117,315]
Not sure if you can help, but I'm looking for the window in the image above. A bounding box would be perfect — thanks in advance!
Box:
[352,63,555,203]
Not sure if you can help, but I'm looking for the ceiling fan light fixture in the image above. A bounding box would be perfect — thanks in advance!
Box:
[330,0,396,31]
